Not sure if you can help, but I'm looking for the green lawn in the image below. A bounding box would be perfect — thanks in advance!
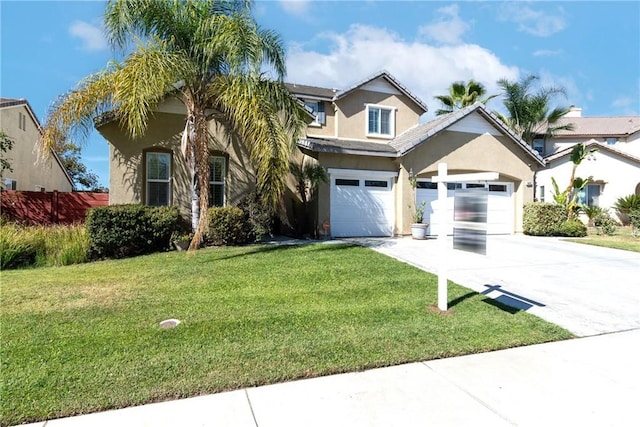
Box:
[0,243,573,426]
[565,226,640,252]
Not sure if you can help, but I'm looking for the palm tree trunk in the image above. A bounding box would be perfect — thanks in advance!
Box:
[189,108,210,251]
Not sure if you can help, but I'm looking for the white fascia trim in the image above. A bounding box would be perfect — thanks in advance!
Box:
[327,168,399,178]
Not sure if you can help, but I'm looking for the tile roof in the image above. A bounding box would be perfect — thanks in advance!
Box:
[299,137,398,157]
[286,70,429,113]
[544,141,640,165]
[390,103,545,166]
[0,97,27,108]
[284,83,336,100]
[552,116,640,137]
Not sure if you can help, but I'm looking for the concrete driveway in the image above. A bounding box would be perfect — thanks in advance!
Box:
[353,235,640,337]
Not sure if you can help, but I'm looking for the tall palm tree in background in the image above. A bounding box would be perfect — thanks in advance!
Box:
[40,0,307,250]
[496,74,574,144]
[434,80,497,116]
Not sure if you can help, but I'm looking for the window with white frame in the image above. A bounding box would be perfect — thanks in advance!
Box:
[366,104,394,137]
[305,101,325,125]
[577,184,600,207]
[532,138,545,156]
[209,156,226,207]
[146,151,171,206]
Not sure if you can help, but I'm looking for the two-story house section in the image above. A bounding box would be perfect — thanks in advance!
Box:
[534,108,640,215]
[292,71,544,238]
[0,98,73,192]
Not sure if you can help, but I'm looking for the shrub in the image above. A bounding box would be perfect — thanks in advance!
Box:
[0,223,39,269]
[614,194,640,225]
[558,219,587,237]
[238,192,274,243]
[207,206,248,246]
[628,209,640,238]
[523,203,568,236]
[86,204,182,259]
[593,210,618,236]
[581,205,605,227]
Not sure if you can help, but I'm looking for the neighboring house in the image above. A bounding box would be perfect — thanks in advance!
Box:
[534,108,640,216]
[100,71,544,237]
[0,98,73,192]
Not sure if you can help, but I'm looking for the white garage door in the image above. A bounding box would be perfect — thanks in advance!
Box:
[416,181,514,235]
[329,169,396,237]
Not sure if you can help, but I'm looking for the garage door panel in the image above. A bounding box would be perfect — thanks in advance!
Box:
[330,174,394,237]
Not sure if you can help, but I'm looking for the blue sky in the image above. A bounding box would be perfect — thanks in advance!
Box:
[1,0,639,189]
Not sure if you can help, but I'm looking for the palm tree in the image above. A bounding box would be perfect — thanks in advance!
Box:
[289,154,328,236]
[496,74,574,144]
[434,80,497,116]
[39,0,307,250]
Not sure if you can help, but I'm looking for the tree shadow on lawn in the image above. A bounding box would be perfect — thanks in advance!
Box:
[202,239,357,262]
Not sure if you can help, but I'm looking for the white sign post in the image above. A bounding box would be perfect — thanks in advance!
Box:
[431,163,498,311]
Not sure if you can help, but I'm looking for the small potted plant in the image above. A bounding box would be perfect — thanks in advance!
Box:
[171,231,194,251]
[410,201,429,239]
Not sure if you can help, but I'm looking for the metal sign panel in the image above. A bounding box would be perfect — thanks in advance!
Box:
[453,188,488,255]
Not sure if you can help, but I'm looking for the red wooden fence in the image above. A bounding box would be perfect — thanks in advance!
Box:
[0,191,109,225]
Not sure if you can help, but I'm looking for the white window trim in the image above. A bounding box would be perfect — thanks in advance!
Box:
[209,155,226,207]
[365,104,396,138]
[145,151,171,206]
[327,168,398,179]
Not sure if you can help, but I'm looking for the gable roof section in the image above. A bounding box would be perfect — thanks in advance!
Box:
[333,70,429,113]
[544,141,640,165]
[552,116,640,137]
[390,102,545,166]
[0,97,75,188]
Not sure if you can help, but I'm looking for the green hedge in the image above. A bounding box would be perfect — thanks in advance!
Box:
[206,206,248,246]
[86,204,183,259]
[523,203,568,236]
[558,219,587,237]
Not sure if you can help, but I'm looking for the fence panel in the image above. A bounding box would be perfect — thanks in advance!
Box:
[0,191,109,225]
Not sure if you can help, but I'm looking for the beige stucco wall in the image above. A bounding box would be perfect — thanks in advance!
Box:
[100,112,257,216]
[399,131,537,234]
[1,105,73,192]
[305,100,336,139]
[334,90,423,142]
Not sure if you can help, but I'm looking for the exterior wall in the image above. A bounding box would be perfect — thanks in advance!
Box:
[1,105,73,192]
[546,133,640,157]
[399,131,537,235]
[334,89,422,142]
[305,100,337,139]
[536,151,640,214]
[315,152,398,234]
[100,112,257,217]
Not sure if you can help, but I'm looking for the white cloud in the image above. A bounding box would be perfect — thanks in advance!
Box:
[419,4,471,45]
[69,21,107,52]
[497,4,566,37]
[533,49,563,57]
[279,0,311,16]
[285,24,519,118]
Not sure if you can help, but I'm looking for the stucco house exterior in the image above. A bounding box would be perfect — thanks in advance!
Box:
[0,98,73,192]
[100,71,544,237]
[534,108,640,217]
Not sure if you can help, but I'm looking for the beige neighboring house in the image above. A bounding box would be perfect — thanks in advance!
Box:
[100,71,544,237]
[0,98,73,192]
[534,108,640,216]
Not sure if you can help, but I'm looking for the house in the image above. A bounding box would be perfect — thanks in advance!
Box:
[534,108,640,216]
[0,98,73,192]
[100,71,544,237]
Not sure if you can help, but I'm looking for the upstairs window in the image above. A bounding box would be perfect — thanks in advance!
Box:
[209,156,226,207]
[533,138,545,156]
[18,112,26,131]
[366,104,394,137]
[305,101,325,125]
[145,151,171,206]
[606,137,617,145]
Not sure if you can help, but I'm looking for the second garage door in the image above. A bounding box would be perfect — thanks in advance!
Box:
[329,169,396,237]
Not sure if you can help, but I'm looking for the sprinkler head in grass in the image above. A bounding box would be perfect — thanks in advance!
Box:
[159,319,181,329]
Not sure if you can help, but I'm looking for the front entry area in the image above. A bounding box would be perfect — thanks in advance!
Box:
[416,181,514,235]
[329,169,396,237]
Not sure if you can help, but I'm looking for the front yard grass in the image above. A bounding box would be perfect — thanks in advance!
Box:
[0,243,573,425]
[565,226,640,252]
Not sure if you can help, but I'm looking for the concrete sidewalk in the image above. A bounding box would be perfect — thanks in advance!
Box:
[19,329,640,427]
